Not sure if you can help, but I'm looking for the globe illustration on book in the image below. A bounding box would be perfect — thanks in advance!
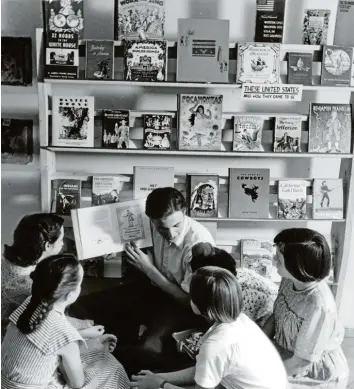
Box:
[324,49,351,76]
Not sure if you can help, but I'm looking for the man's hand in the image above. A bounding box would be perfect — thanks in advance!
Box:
[130,370,164,389]
[124,241,154,273]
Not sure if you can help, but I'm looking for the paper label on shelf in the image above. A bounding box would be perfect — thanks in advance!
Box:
[241,84,303,102]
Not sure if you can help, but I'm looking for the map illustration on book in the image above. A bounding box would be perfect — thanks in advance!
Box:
[309,103,352,154]
[187,174,219,218]
[92,176,124,206]
[237,43,280,84]
[52,96,95,147]
[321,46,353,86]
[178,94,223,151]
[278,180,307,219]
[115,0,165,40]
[287,52,313,85]
[85,40,114,80]
[55,179,81,215]
[302,9,330,45]
[124,40,167,82]
[313,179,343,220]
[102,110,130,149]
[273,116,302,153]
[143,114,172,150]
[233,116,264,152]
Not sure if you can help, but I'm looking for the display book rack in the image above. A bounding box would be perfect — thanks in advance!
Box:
[36,29,354,301]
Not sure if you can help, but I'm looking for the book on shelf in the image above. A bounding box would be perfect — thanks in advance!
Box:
[1,37,32,86]
[241,239,281,283]
[1,119,33,165]
[287,52,313,85]
[85,40,114,80]
[52,96,95,147]
[102,110,130,149]
[273,116,302,153]
[133,166,174,200]
[71,198,152,260]
[114,0,165,40]
[278,180,307,219]
[254,0,287,43]
[124,40,167,82]
[228,168,270,219]
[176,18,230,83]
[92,176,125,206]
[334,1,354,46]
[187,174,219,218]
[143,114,172,150]
[236,43,280,84]
[313,179,344,220]
[233,116,265,152]
[308,103,352,154]
[321,46,353,87]
[302,9,331,45]
[177,94,223,151]
[54,179,81,215]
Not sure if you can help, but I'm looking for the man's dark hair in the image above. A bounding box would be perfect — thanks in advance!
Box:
[145,187,187,220]
[274,228,331,282]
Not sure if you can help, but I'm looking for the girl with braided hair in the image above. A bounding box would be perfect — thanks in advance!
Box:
[1,254,130,389]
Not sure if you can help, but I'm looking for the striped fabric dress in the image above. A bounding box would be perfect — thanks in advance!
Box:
[1,298,130,389]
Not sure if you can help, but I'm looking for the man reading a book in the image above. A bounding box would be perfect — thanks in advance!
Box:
[120,187,215,371]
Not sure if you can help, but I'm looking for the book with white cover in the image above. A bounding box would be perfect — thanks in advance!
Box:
[133,166,174,199]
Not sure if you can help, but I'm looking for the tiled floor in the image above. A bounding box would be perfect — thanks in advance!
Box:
[343,336,354,388]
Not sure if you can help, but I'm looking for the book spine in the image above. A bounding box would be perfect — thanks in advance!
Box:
[71,209,84,260]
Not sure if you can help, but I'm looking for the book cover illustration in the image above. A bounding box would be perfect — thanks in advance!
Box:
[233,116,264,152]
[143,114,172,150]
[55,179,81,215]
[334,1,354,46]
[116,205,146,242]
[178,94,223,151]
[102,110,130,149]
[237,43,280,84]
[302,9,330,45]
[52,96,95,147]
[1,119,33,165]
[273,116,302,153]
[254,0,286,43]
[321,46,353,86]
[133,166,174,199]
[92,176,124,206]
[313,179,343,220]
[124,40,167,82]
[115,0,165,40]
[176,18,230,83]
[1,37,32,86]
[278,180,307,219]
[85,40,114,80]
[287,52,313,85]
[309,103,352,154]
[228,168,270,219]
[187,174,219,218]
[241,239,275,280]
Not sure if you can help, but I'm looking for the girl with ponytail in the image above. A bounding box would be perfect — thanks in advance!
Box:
[1,254,130,389]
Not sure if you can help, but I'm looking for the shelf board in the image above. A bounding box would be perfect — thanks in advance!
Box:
[194,217,345,223]
[45,147,354,158]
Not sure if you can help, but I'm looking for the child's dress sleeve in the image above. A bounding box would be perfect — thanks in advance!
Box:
[66,316,94,330]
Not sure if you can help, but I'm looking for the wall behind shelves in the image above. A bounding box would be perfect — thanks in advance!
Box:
[2,0,354,330]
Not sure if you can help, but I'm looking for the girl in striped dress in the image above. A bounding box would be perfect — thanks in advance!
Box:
[1,253,130,389]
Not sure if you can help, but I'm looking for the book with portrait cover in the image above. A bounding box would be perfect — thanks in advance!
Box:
[114,0,165,40]
[302,9,331,45]
[273,116,302,153]
[124,40,167,82]
[187,174,219,218]
[287,52,313,85]
[176,18,230,83]
[177,94,223,151]
[143,114,172,150]
[334,1,354,46]
[236,42,280,84]
[54,179,81,215]
[85,40,114,80]
[308,103,352,154]
[71,198,152,260]
[52,96,95,147]
[278,180,307,219]
[321,45,353,86]
[133,166,174,199]
[233,116,265,152]
[92,176,124,206]
[102,110,130,149]
[313,179,343,220]
[228,168,270,219]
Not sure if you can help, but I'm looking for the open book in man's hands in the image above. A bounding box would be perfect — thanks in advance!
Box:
[71,198,152,260]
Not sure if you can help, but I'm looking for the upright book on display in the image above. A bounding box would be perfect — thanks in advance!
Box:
[321,46,353,86]
[92,176,124,206]
[85,40,114,80]
[287,52,313,85]
[233,116,265,152]
[313,179,343,220]
[133,166,174,199]
[228,168,270,219]
[102,110,130,149]
[273,116,302,152]
[143,114,172,150]
[278,180,307,219]
[54,179,81,215]
[302,9,331,45]
[176,18,230,83]
[334,1,354,46]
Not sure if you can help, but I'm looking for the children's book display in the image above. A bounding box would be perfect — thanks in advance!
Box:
[287,52,313,85]
[334,1,354,46]
[273,116,302,152]
[143,114,172,150]
[102,110,130,149]
[277,180,307,219]
[233,116,265,152]
[254,0,286,43]
[133,166,174,199]
[92,176,124,206]
[54,179,81,215]
[313,179,344,219]
[85,40,114,80]
[321,46,353,86]
[302,9,331,45]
